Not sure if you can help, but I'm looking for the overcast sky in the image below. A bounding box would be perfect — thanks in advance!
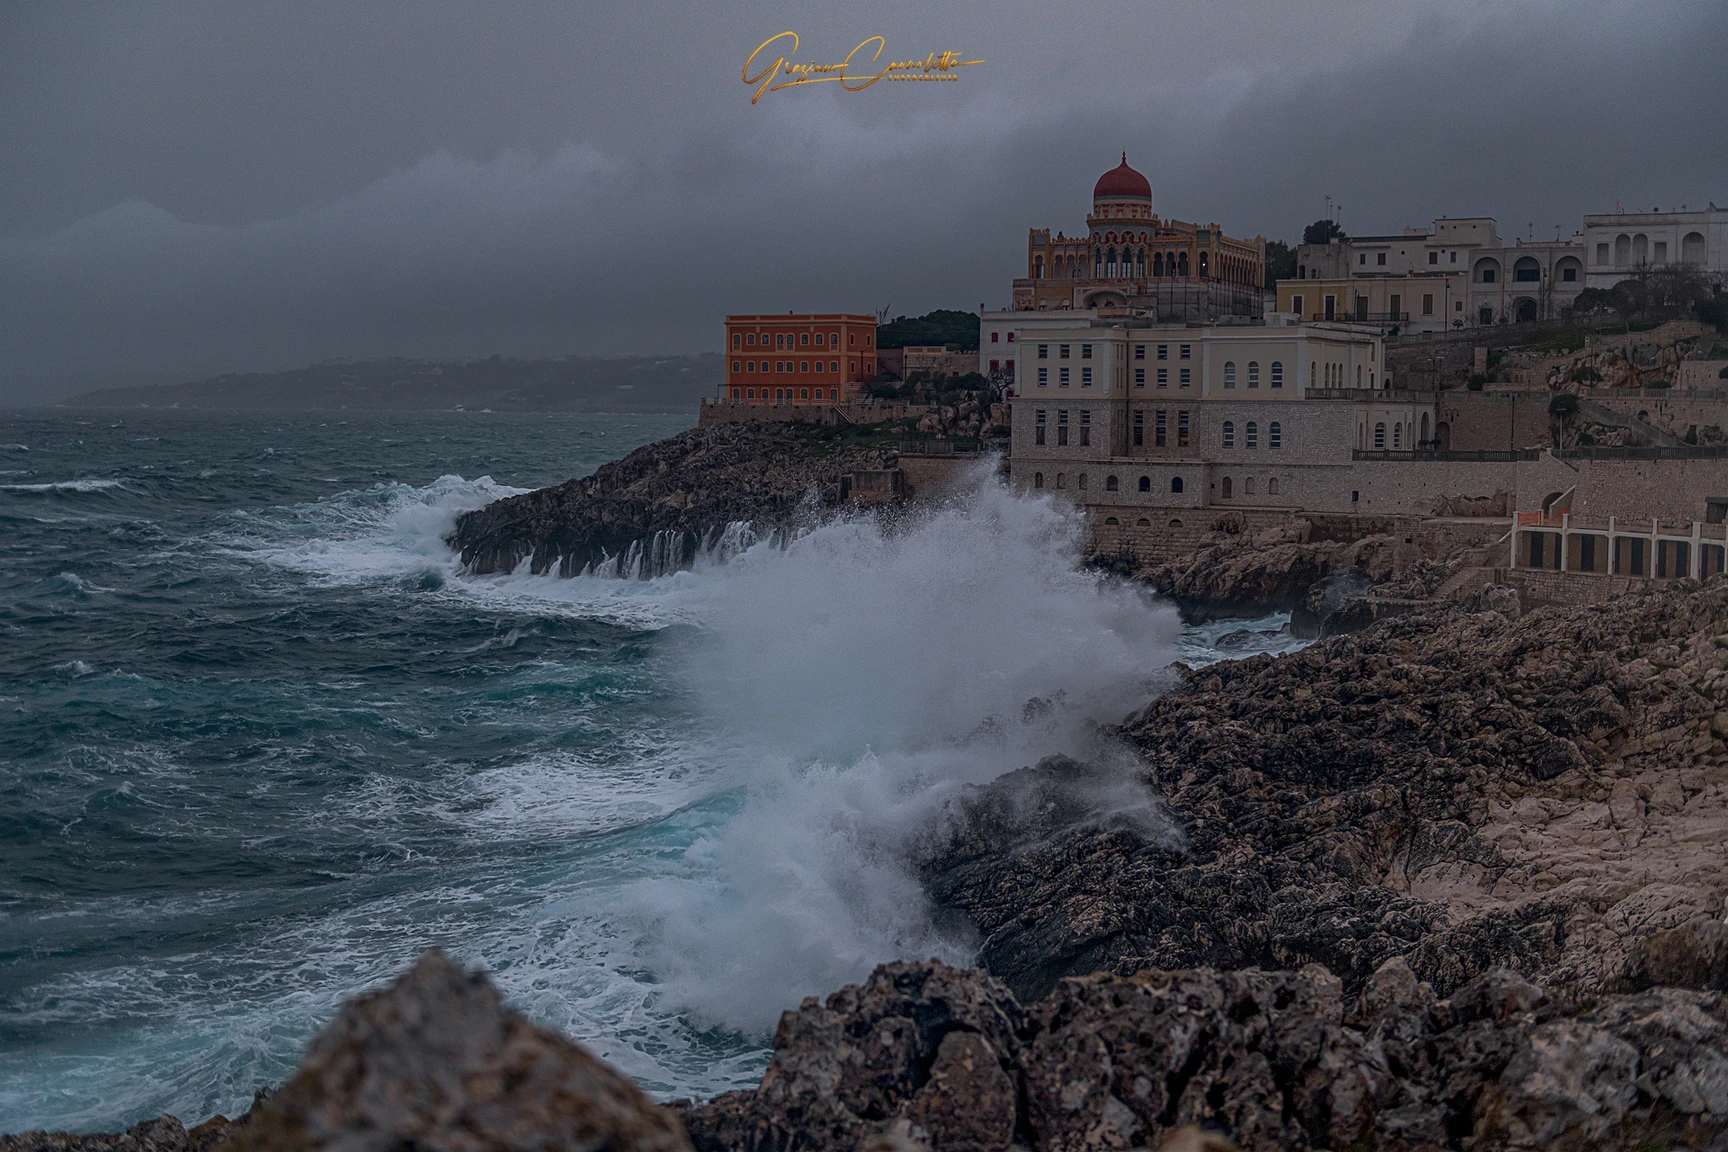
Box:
[2,0,1724,402]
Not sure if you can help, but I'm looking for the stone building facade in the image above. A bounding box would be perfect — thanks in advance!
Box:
[1583,204,1728,288]
[1287,218,1585,331]
[1011,156,1267,321]
[1004,318,1453,520]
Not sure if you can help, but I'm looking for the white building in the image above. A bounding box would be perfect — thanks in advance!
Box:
[1583,204,1728,288]
[1006,318,1440,515]
[1290,217,1585,329]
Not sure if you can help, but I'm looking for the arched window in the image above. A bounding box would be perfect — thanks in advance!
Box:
[1034,472,1044,488]
[1094,247,1103,277]
[1269,421,1282,449]
[1247,362,1260,388]
[1104,517,1119,525]
[1421,413,1430,444]
[1171,476,1184,493]
[1393,423,1402,449]
[1221,477,1233,499]
[1105,474,1119,491]
[1055,473,1065,489]
[1270,361,1283,388]
[1177,252,1189,276]
[1222,421,1235,448]
[1078,473,1088,491]
[1268,478,1280,496]
[1633,233,1648,263]
[1166,518,1181,527]
[1614,233,1631,266]
[1153,252,1164,276]
[1136,247,1146,276]
[1224,361,1237,388]
[1105,247,1117,278]
[1244,477,1256,496]
[1374,422,1386,449]
[1683,232,1707,264]
[1310,362,1317,389]
[1199,251,1209,276]
[1246,422,1258,448]
[1138,475,1151,492]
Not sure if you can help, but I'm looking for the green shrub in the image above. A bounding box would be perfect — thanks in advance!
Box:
[1467,373,1487,391]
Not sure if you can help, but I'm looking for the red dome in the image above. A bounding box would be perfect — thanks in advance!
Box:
[1093,153,1151,201]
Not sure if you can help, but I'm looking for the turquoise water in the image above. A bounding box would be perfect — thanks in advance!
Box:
[0,409,1295,1133]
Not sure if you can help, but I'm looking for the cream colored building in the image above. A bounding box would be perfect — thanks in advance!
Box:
[1584,204,1728,288]
[1006,319,1443,516]
[1291,217,1585,330]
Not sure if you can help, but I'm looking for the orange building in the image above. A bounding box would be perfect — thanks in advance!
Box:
[724,313,878,404]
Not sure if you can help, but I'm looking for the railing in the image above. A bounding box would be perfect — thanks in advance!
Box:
[1557,444,1728,461]
[895,439,987,455]
[1353,449,1542,462]
[1300,311,1409,323]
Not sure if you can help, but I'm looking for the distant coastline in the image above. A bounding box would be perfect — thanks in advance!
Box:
[51,353,722,413]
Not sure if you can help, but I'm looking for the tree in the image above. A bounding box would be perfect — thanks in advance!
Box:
[1263,240,1297,286]
[1548,392,1580,418]
[875,310,981,350]
[1302,219,1345,245]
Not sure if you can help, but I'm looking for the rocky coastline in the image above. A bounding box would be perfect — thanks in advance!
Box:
[20,428,1728,1151]
[13,580,1728,1150]
[447,423,896,576]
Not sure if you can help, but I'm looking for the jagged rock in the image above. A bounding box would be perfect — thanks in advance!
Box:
[222,950,689,1152]
[0,1114,237,1152]
[1135,529,1397,620]
[920,581,1728,1006]
[448,424,892,575]
[680,958,1728,1152]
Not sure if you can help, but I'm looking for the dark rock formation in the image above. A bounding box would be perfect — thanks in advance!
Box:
[221,950,690,1152]
[921,581,1728,1007]
[678,957,1728,1152]
[1134,521,1398,621]
[448,424,893,575]
[0,1113,243,1152]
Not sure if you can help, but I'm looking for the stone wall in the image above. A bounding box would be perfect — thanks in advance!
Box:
[1570,457,1728,522]
[1440,390,1553,451]
[697,399,929,427]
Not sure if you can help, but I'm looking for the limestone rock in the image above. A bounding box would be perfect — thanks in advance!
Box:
[920,581,1728,1006]
[222,950,689,1152]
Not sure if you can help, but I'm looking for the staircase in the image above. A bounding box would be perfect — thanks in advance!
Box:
[1578,399,1683,447]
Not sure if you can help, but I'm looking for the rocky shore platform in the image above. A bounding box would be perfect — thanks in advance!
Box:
[448,423,896,576]
[15,562,1728,1150]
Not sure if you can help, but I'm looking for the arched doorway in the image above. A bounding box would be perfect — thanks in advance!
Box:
[1435,421,1451,451]
[1515,297,1538,323]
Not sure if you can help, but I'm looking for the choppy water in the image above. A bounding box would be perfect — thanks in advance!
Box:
[0,409,1300,1133]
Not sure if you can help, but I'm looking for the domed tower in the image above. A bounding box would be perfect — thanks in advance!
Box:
[1087,154,1155,282]
[1090,154,1152,224]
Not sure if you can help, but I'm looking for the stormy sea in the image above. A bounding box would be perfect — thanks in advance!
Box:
[0,409,1308,1133]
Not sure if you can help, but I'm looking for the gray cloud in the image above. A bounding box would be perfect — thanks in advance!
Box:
[2,0,1724,403]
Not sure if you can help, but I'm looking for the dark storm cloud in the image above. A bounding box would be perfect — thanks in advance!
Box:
[1,0,1723,403]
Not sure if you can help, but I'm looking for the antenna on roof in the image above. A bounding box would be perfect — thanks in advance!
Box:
[876,303,891,323]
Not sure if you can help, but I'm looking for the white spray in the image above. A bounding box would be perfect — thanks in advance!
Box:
[624,462,1182,1032]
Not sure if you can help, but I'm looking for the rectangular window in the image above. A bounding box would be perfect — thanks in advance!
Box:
[1081,367,1093,386]
[1038,344,1049,359]
[800,361,809,372]
[1157,368,1168,387]
[1269,422,1282,449]
[1450,252,1457,264]
[1007,333,1015,342]
[1057,409,1068,447]
[1059,344,1071,359]
[1377,252,1386,266]
[991,332,999,343]
[1179,344,1191,360]
[1060,367,1070,386]
[1179,368,1191,387]
[1135,367,1146,387]
[1133,410,1144,446]
[1080,410,1091,447]
[1563,266,1577,282]
[1157,344,1168,360]
[1291,294,1304,315]
[1422,293,1434,315]
[800,333,809,345]
[1035,409,1046,446]
[831,361,838,372]
[733,334,742,348]
[1429,251,1438,265]
[1155,409,1167,447]
[816,333,825,345]
[1177,410,1190,447]
[1134,344,1146,360]
[732,360,741,372]
[1271,362,1283,388]
[1081,344,1093,359]
[1038,366,1049,385]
